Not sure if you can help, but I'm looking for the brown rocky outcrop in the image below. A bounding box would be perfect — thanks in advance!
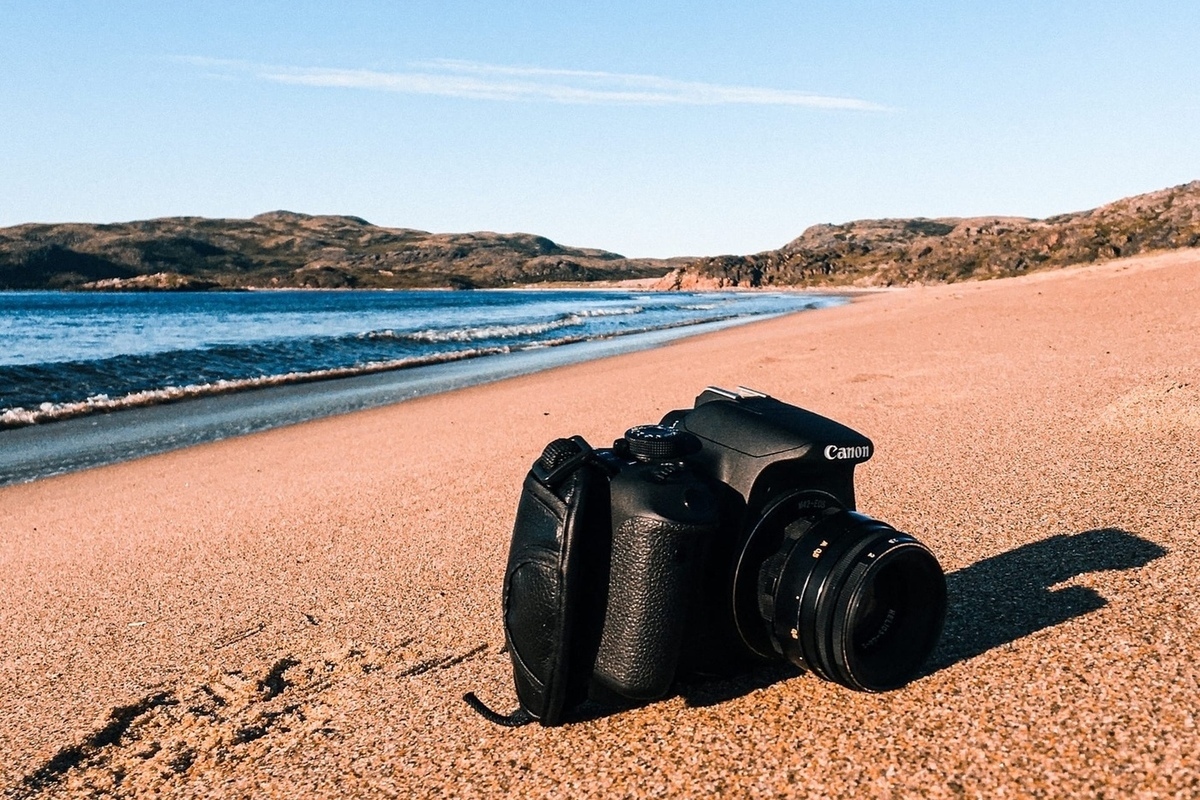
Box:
[665,181,1200,288]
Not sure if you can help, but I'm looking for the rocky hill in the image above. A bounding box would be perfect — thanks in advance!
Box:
[6,182,1200,292]
[658,181,1200,289]
[0,211,683,290]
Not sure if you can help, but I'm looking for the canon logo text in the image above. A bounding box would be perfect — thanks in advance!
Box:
[823,444,871,461]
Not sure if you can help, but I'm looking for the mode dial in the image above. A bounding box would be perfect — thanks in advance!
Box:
[623,424,694,462]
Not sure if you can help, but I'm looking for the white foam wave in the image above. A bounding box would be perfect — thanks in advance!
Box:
[574,306,643,317]
[0,347,510,429]
[363,308,647,343]
[0,307,776,429]
[364,314,593,344]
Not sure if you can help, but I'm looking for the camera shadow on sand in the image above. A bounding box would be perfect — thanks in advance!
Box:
[677,527,1166,712]
[920,527,1166,676]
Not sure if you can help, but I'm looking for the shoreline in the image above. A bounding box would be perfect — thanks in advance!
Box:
[0,288,848,433]
[0,310,822,486]
[2,249,1197,797]
[1,281,894,293]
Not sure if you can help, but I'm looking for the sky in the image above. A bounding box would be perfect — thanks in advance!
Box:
[2,2,1199,257]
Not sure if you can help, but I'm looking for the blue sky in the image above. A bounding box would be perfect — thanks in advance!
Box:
[2,1,1198,256]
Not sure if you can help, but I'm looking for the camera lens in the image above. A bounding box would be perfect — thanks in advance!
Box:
[734,492,946,692]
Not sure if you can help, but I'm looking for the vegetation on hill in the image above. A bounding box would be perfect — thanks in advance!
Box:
[0,211,682,290]
[657,181,1200,289]
[3,181,1199,291]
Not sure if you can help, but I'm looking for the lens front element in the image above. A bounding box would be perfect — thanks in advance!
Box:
[740,492,946,692]
[831,536,946,691]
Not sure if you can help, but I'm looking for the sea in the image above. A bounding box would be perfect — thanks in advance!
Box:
[0,289,845,427]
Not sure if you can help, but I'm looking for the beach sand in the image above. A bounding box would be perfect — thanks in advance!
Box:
[1,249,1197,797]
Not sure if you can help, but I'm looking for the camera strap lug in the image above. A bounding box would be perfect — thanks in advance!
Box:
[462,692,534,728]
[531,435,597,486]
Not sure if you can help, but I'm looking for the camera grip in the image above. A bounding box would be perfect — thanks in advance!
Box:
[502,441,605,726]
[594,515,709,699]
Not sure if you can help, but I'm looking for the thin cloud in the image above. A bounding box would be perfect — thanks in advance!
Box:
[178,56,887,110]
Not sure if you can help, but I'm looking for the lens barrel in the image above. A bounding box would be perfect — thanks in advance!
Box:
[738,492,946,692]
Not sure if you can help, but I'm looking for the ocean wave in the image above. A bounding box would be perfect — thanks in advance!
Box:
[363,316,577,344]
[0,312,755,429]
[0,291,829,429]
[573,306,644,317]
[0,346,511,429]
[360,308,646,344]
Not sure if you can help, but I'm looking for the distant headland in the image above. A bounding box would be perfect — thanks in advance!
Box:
[2,181,1197,291]
[662,180,1200,289]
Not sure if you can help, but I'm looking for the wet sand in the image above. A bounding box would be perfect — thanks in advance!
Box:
[2,249,1198,797]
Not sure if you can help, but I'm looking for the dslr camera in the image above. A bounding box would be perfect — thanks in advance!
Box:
[498,387,946,725]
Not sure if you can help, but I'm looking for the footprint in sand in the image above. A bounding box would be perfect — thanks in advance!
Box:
[12,642,488,798]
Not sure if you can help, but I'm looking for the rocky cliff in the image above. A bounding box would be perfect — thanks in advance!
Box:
[658,181,1200,289]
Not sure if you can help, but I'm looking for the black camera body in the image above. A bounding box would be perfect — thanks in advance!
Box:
[501,387,946,725]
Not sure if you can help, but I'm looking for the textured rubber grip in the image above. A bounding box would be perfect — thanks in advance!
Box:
[593,516,705,700]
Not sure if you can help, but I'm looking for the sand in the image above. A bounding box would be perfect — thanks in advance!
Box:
[1,249,1198,798]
